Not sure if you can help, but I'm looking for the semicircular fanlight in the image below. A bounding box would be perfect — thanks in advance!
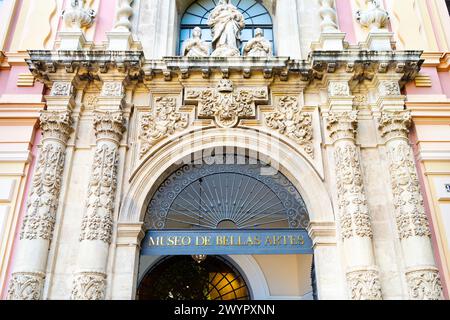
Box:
[145,157,309,230]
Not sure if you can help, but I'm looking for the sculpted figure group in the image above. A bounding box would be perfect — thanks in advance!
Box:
[183,0,272,58]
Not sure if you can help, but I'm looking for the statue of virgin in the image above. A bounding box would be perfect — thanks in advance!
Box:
[207,0,245,57]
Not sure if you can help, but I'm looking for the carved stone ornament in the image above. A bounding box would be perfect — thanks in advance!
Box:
[71,272,107,300]
[356,0,390,32]
[79,144,119,244]
[183,27,210,57]
[406,268,443,300]
[185,80,268,128]
[379,80,401,96]
[243,28,272,58]
[208,0,245,57]
[101,82,124,97]
[328,81,350,96]
[93,111,126,143]
[62,0,96,31]
[346,269,382,300]
[20,143,66,241]
[387,142,431,240]
[7,272,45,300]
[265,96,314,158]
[334,144,374,240]
[139,97,188,158]
[40,110,73,143]
[378,110,412,141]
[327,111,358,142]
[50,81,73,96]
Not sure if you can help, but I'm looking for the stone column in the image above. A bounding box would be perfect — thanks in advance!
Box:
[378,109,443,300]
[7,82,75,300]
[326,81,382,300]
[71,81,126,300]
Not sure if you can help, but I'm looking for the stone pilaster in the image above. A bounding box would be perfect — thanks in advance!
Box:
[71,81,126,300]
[7,82,75,300]
[378,110,443,300]
[326,81,382,300]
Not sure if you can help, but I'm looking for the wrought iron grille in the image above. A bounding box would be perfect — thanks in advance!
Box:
[145,157,310,230]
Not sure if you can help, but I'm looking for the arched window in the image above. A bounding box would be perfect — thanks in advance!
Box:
[179,0,274,55]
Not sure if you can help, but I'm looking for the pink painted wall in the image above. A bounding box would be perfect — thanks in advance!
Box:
[438,71,450,98]
[0,127,41,300]
[0,66,44,96]
[405,67,445,96]
[94,0,117,44]
[335,0,357,44]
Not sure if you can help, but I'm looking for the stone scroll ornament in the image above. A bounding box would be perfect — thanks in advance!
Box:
[265,96,314,158]
[139,97,189,158]
[62,0,96,31]
[185,79,268,128]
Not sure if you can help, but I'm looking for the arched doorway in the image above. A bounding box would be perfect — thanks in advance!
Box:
[137,255,250,300]
[137,154,315,300]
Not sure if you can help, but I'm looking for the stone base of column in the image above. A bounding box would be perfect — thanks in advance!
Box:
[58,31,88,50]
[346,267,382,300]
[311,32,347,51]
[360,31,394,51]
[71,272,107,300]
[7,271,45,300]
[106,31,142,51]
[406,266,443,300]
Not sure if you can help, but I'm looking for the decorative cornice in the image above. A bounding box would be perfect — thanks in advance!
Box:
[26,50,423,85]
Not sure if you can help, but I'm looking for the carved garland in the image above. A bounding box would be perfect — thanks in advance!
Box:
[20,143,66,241]
[265,96,314,158]
[184,80,268,128]
[406,268,443,300]
[71,272,107,300]
[79,144,119,244]
[139,97,188,158]
[346,269,382,300]
[334,144,373,239]
[7,272,45,300]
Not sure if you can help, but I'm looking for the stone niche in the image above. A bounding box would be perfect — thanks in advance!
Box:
[134,0,320,59]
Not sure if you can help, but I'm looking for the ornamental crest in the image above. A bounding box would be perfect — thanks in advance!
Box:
[185,80,268,128]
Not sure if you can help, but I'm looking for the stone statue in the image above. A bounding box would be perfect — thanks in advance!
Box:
[208,0,245,57]
[243,28,272,57]
[182,27,210,57]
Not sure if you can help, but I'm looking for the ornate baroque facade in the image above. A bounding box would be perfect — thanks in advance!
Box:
[0,0,449,300]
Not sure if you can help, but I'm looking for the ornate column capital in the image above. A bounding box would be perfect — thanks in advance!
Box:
[40,110,74,143]
[93,111,126,144]
[378,110,411,141]
[326,111,358,143]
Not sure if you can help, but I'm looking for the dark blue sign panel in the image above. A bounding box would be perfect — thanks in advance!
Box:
[141,229,313,256]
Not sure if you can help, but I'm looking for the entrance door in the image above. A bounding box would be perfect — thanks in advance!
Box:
[137,256,250,300]
[137,155,315,300]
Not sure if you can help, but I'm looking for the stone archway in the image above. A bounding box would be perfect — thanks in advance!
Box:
[112,128,345,300]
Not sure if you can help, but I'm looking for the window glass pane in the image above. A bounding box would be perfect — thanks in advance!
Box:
[180,0,274,55]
